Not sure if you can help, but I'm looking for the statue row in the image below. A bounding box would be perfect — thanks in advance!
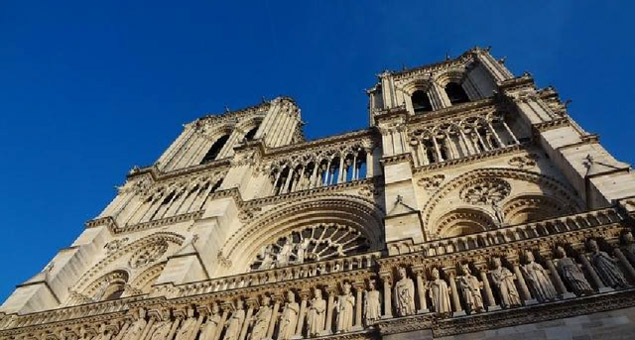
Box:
[389,241,633,317]
[114,282,379,340]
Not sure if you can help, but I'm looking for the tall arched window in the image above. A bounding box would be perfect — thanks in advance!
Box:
[244,126,258,141]
[411,90,432,113]
[445,82,470,105]
[201,135,230,164]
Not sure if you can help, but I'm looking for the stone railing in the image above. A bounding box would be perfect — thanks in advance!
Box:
[3,208,635,339]
[171,251,382,298]
[389,207,622,257]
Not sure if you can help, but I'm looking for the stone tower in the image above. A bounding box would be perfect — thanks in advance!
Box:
[2,47,635,339]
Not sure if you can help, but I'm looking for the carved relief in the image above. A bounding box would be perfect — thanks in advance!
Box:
[508,154,537,169]
[104,238,129,254]
[417,174,445,191]
[128,240,168,269]
[250,224,369,271]
[460,178,511,205]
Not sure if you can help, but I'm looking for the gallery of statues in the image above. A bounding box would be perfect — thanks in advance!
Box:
[2,47,635,339]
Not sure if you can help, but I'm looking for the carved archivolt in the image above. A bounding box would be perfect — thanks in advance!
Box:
[71,232,184,297]
[249,223,370,271]
[220,194,384,275]
[422,168,582,229]
[459,178,511,205]
[503,195,572,225]
[433,208,495,238]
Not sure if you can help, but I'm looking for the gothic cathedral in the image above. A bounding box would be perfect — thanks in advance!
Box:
[2,47,635,339]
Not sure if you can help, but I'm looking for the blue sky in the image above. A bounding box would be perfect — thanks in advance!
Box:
[0,1,633,302]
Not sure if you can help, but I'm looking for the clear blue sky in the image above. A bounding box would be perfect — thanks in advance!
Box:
[1,1,633,302]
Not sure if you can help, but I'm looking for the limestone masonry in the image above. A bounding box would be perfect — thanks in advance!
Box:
[3,47,635,339]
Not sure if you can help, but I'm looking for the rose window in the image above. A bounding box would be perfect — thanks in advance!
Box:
[250,223,370,271]
[460,178,511,205]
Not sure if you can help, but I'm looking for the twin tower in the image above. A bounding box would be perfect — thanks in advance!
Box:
[3,47,635,339]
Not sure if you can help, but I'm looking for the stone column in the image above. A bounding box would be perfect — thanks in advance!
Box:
[380,273,393,318]
[501,120,519,144]
[323,287,336,335]
[578,251,611,293]
[139,315,156,340]
[365,148,374,178]
[614,248,635,281]
[239,299,257,340]
[475,264,500,311]
[337,157,345,184]
[444,268,465,316]
[214,305,231,340]
[509,258,536,305]
[540,249,575,299]
[112,321,131,340]
[189,308,207,340]
[295,290,310,336]
[487,122,504,147]
[266,295,282,339]
[353,282,364,330]
[412,266,429,313]
[167,315,181,340]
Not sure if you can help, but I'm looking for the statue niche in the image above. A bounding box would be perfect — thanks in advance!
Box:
[250,224,370,271]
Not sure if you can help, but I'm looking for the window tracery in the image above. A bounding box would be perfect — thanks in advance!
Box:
[128,240,169,269]
[409,112,519,167]
[459,178,511,205]
[268,146,371,196]
[249,224,370,271]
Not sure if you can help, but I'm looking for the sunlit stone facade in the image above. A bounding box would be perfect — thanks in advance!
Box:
[3,47,635,339]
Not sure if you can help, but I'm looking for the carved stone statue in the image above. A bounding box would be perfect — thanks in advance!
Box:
[258,245,275,270]
[623,231,635,265]
[554,246,594,296]
[457,264,485,313]
[363,280,381,325]
[121,308,147,340]
[200,304,221,340]
[336,282,355,333]
[521,251,557,302]
[224,300,246,340]
[492,201,505,227]
[277,291,299,340]
[175,308,198,340]
[428,268,452,316]
[149,318,172,340]
[276,236,294,268]
[306,288,326,336]
[490,257,522,308]
[250,296,272,340]
[588,239,629,288]
[295,238,311,265]
[393,267,416,316]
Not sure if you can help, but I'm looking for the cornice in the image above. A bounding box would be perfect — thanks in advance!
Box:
[128,159,231,183]
[405,98,496,126]
[85,211,202,234]
[262,129,377,158]
[241,176,383,210]
[389,50,477,81]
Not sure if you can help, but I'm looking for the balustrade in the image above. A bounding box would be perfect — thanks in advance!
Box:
[3,209,634,340]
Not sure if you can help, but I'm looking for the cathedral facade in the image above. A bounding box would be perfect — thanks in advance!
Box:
[2,47,635,339]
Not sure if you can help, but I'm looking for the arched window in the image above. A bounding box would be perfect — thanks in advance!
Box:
[445,82,470,105]
[201,135,230,164]
[102,283,125,300]
[411,90,432,113]
[244,127,258,141]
